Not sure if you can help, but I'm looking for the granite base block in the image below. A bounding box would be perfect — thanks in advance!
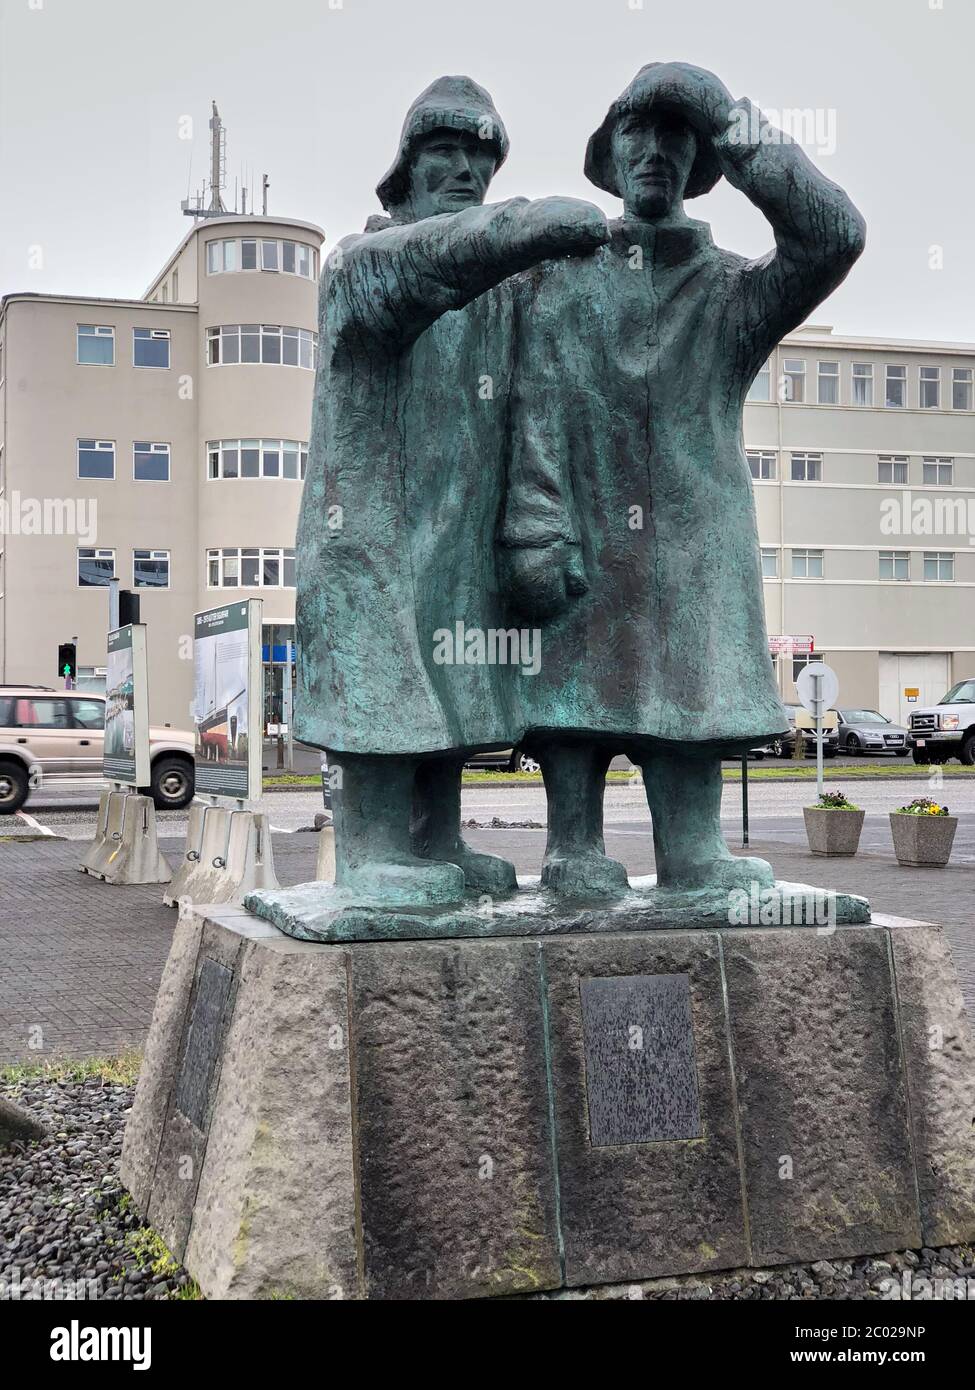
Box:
[121,907,975,1300]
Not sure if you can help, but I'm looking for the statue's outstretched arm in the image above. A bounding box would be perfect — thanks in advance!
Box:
[326,197,609,353]
[714,99,866,358]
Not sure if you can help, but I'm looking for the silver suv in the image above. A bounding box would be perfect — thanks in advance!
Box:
[909,678,975,765]
[0,687,195,813]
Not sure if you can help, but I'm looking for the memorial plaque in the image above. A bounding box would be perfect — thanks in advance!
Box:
[580,973,701,1146]
[175,957,234,1131]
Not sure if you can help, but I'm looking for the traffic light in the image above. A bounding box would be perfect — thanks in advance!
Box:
[119,590,141,626]
[58,642,77,681]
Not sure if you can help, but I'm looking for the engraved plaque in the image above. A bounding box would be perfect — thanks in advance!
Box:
[175,957,234,1131]
[580,973,701,1146]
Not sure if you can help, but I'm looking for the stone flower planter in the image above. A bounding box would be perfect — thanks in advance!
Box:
[803,806,865,856]
[889,812,958,867]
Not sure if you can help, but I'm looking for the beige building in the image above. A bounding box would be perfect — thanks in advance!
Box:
[1,224,972,732]
[745,325,975,724]
[0,214,324,729]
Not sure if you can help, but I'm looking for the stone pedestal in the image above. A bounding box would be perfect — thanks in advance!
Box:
[121,906,975,1300]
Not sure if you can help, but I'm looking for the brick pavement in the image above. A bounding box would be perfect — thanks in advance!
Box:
[1,823,972,1063]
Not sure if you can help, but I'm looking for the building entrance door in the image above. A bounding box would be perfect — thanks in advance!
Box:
[878,653,950,726]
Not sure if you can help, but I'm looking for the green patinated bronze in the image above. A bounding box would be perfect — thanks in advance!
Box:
[247,64,868,937]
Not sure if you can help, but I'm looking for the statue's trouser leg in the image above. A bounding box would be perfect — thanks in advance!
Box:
[328,750,465,906]
[537,738,629,898]
[636,744,773,892]
[411,755,517,894]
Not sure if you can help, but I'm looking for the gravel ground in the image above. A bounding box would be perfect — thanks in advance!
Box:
[0,1074,192,1301]
[2,1074,973,1302]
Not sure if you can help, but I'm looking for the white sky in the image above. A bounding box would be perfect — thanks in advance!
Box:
[1,0,972,341]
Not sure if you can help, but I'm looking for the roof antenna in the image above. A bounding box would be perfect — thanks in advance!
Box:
[262,173,269,216]
[182,101,228,219]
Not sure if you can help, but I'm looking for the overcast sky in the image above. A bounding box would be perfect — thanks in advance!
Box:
[1,0,971,341]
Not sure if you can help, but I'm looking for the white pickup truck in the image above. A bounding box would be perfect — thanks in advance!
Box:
[908,678,975,766]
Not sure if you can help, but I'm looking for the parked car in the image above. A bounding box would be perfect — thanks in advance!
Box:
[908,678,975,766]
[769,704,838,759]
[464,747,541,773]
[834,708,911,757]
[0,687,195,813]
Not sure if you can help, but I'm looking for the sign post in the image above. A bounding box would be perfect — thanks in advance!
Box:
[104,624,150,789]
[796,661,839,799]
[193,599,263,803]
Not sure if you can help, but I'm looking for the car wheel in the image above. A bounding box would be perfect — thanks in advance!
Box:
[770,738,788,759]
[512,751,541,775]
[150,756,194,810]
[961,733,975,767]
[912,748,940,766]
[823,748,837,759]
[846,734,861,754]
[0,760,29,815]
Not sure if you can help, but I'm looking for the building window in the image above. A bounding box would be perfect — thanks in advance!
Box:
[747,450,776,480]
[878,455,909,485]
[919,365,940,409]
[792,548,823,579]
[817,360,839,404]
[923,551,954,582]
[172,269,179,302]
[206,546,297,589]
[207,438,308,480]
[208,237,318,279]
[133,548,170,588]
[790,452,822,482]
[885,364,907,408]
[160,284,168,303]
[793,651,827,684]
[78,439,115,480]
[879,550,910,581]
[761,547,778,578]
[207,239,239,273]
[781,358,805,403]
[206,325,317,369]
[922,456,953,486]
[134,441,171,482]
[747,361,771,402]
[851,362,873,406]
[133,327,171,368]
[78,548,115,587]
[77,324,115,366]
[952,368,973,411]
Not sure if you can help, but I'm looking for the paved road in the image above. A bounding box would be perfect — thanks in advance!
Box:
[11,775,975,842]
[1,771,973,1064]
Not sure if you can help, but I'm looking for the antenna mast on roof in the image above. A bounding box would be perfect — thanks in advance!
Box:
[208,102,227,213]
[182,101,230,219]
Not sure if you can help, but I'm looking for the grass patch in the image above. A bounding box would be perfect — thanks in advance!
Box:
[265,764,970,791]
[722,762,971,781]
[0,1049,142,1087]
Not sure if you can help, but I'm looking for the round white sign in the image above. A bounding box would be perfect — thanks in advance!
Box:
[796,661,839,714]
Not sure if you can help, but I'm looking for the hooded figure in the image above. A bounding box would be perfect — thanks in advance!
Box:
[293,76,607,908]
[500,62,866,898]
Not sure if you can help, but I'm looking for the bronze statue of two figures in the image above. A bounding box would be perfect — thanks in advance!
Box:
[250,62,868,934]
